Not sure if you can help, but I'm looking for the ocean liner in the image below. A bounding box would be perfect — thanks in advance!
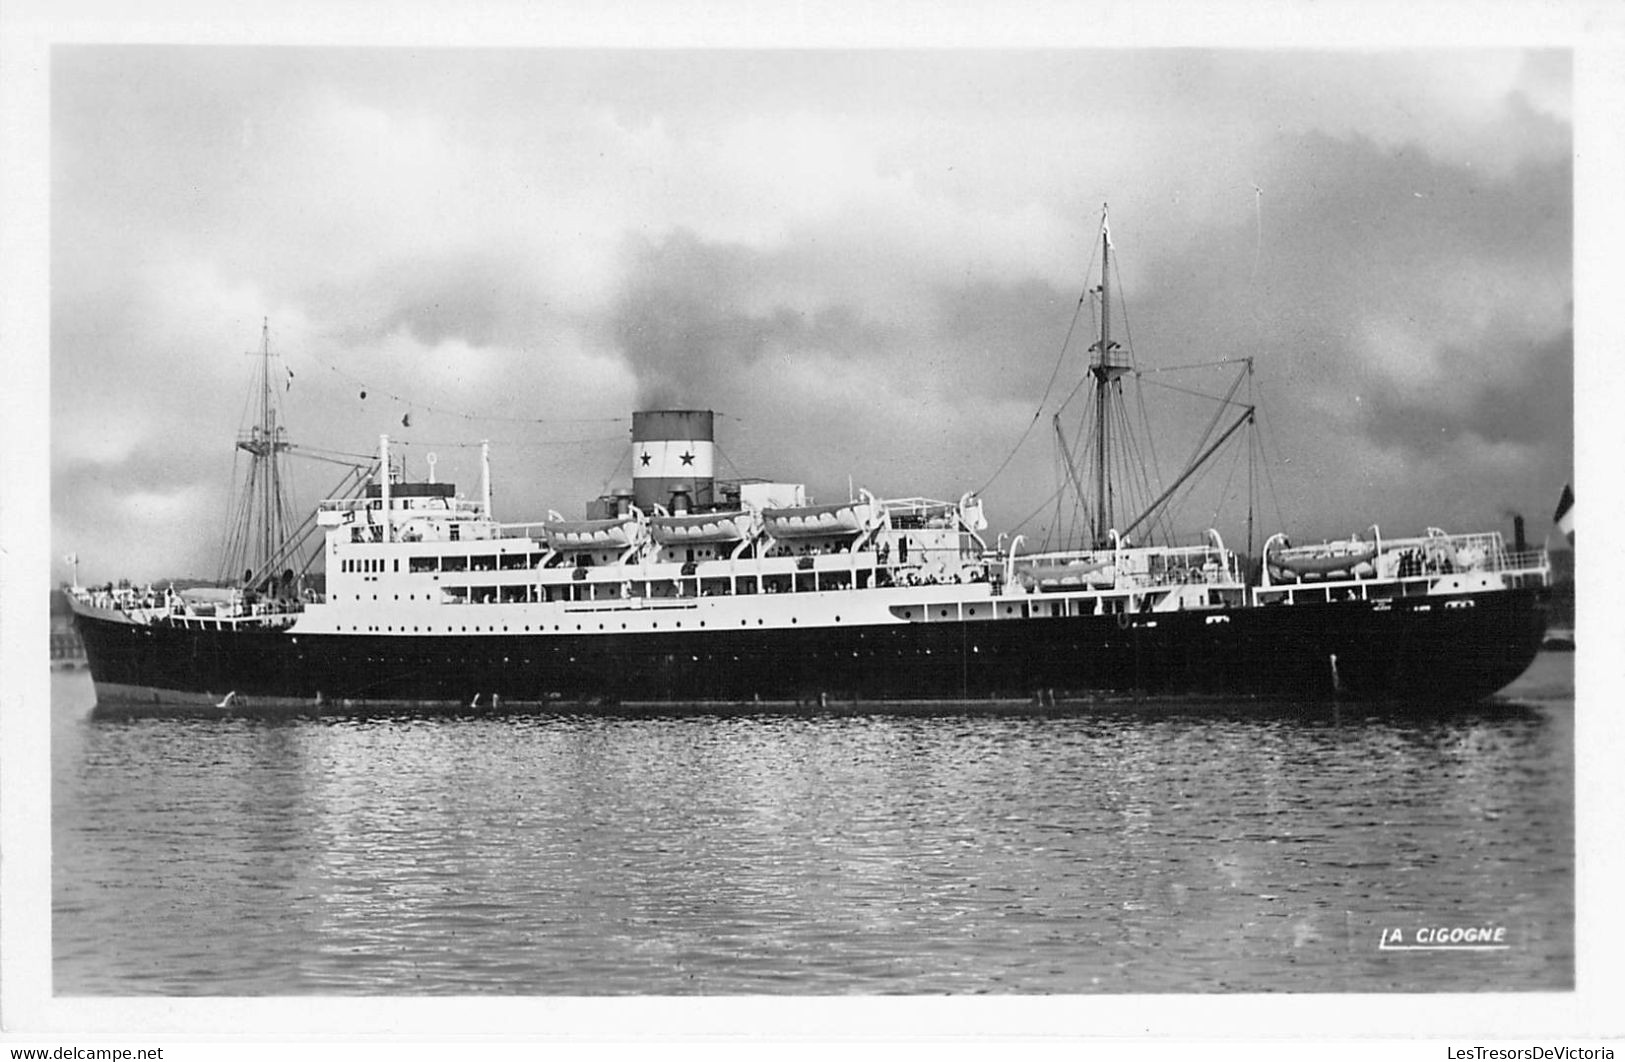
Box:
[67,214,1552,712]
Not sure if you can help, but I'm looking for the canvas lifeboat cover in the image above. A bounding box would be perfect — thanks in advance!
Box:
[1268,539,1378,576]
[1013,558,1115,589]
[762,500,876,538]
[543,515,642,550]
[651,510,753,545]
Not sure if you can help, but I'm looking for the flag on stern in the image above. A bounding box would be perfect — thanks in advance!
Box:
[1553,484,1574,545]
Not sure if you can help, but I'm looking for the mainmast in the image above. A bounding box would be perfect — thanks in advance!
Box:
[1087,206,1128,547]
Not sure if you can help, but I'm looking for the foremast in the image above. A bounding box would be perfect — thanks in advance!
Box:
[221,318,296,589]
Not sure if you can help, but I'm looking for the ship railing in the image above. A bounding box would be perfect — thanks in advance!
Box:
[170,610,303,631]
[877,496,961,529]
[1004,539,1240,593]
[1257,527,1552,602]
[1496,547,1551,574]
[1373,530,1547,578]
[1116,566,1238,590]
[67,584,170,613]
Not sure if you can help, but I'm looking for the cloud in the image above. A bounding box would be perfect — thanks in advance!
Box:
[1357,326,1574,458]
[48,47,1573,582]
[609,228,908,408]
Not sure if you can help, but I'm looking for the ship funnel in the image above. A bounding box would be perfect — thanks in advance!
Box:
[632,410,715,513]
[1513,514,1527,554]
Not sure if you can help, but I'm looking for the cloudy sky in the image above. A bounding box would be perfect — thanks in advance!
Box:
[45,46,1572,584]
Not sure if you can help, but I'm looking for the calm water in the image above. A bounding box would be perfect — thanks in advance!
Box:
[52,655,1574,994]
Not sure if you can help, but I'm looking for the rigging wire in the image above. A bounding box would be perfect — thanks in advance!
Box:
[1246,363,1258,558]
[1137,357,1253,375]
[972,234,1102,498]
[598,442,633,497]
[1047,434,1066,552]
[1250,376,1293,536]
[385,435,627,451]
[1130,375,1166,537]
[1175,370,1246,485]
[1114,390,1160,543]
[1007,479,1072,541]
[289,444,382,464]
[1136,374,1250,407]
[1061,411,1091,548]
[713,441,746,484]
[972,305,1082,497]
[285,347,630,428]
[1208,429,1248,532]
[1250,182,1264,294]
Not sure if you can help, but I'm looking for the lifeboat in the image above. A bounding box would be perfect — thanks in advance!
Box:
[543,515,644,550]
[1266,538,1377,579]
[1013,559,1115,590]
[650,510,754,546]
[762,499,877,539]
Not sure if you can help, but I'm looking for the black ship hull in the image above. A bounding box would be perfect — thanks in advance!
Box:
[72,588,1548,714]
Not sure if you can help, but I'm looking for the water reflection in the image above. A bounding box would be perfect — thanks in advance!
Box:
[54,659,1573,994]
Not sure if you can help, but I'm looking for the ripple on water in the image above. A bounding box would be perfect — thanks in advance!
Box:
[51,659,1573,994]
